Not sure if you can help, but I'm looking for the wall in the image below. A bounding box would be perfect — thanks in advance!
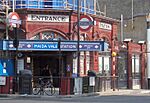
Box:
[16,9,119,75]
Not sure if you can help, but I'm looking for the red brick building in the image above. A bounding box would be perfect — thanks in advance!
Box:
[13,9,119,77]
[0,8,147,94]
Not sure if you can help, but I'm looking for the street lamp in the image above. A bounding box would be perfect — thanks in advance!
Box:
[77,0,80,77]
[1,3,17,40]
[0,5,10,60]
[58,38,62,77]
[0,5,9,40]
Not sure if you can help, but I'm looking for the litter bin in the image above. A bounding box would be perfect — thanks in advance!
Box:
[88,70,97,77]
[82,77,89,93]
[87,70,97,93]
[19,69,32,94]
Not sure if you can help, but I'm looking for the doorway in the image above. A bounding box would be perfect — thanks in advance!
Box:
[32,52,62,87]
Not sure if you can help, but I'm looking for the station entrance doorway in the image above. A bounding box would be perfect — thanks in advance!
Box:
[31,51,66,87]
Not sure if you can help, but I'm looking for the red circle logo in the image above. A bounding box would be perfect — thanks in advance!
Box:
[79,15,93,31]
[8,12,20,27]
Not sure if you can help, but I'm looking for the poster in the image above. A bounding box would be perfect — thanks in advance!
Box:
[17,59,24,74]
[0,76,6,85]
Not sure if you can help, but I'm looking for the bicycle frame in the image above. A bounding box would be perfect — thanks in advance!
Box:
[33,77,55,96]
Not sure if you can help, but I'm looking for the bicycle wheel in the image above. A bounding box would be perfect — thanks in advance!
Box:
[33,85,41,95]
[44,85,55,96]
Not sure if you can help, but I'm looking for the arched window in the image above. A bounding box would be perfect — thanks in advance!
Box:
[30,31,66,40]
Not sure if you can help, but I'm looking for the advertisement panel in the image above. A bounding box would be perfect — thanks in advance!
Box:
[0,59,14,76]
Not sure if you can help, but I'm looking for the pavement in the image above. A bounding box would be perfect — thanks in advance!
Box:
[1,89,150,99]
[99,89,150,96]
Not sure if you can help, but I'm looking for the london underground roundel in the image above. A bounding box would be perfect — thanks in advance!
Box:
[79,15,93,31]
[8,12,21,27]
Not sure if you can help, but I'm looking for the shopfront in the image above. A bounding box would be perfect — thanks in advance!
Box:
[2,40,104,90]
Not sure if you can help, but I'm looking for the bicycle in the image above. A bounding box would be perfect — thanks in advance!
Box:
[33,77,55,96]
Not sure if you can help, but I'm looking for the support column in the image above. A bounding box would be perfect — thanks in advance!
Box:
[140,44,145,89]
[127,49,132,89]
[89,51,99,72]
[124,39,132,89]
[146,14,150,89]
[77,0,80,77]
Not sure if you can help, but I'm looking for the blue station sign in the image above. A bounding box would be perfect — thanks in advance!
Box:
[2,40,104,51]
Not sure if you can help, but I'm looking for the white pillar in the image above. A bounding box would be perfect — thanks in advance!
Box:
[121,14,124,42]
[146,13,150,89]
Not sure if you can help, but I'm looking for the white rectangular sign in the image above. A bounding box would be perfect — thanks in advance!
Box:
[99,22,112,30]
[0,77,6,85]
[89,77,95,86]
[9,19,21,24]
[27,14,69,22]
[17,59,24,74]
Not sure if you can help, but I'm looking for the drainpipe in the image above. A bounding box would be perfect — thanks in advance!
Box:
[68,10,73,40]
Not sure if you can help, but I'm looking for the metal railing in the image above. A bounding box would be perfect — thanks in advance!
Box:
[0,75,119,95]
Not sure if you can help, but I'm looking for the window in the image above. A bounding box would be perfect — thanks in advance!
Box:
[30,31,65,40]
[132,54,140,78]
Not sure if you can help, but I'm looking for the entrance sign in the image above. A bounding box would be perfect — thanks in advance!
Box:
[79,15,93,31]
[2,40,104,51]
[60,42,103,51]
[6,41,58,51]
[60,42,77,51]
[79,42,101,51]
[27,14,69,22]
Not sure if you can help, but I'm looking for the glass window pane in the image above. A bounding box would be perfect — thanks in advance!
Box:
[132,55,135,73]
[135,55,140,73]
